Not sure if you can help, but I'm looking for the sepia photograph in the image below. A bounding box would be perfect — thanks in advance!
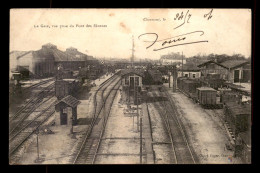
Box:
[9,8,252,164]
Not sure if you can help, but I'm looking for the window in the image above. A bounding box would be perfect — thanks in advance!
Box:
[193,74,196,78]
[185,74,188,77]
[125,76,129,85]
[135,77,139,86]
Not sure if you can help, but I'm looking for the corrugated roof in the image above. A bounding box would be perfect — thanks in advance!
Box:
[220,60,249,69]
[56,95,81,108]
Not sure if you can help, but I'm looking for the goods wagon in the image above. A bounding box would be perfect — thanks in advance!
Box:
[177,78,201,100]
[196,87,217,108]
[224,102,251,136]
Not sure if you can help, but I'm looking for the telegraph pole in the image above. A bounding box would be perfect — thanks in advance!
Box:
[131,35,135,69]
[168,65,171,88]
[137,86,139,132]
[182,51,184,77]
[140,108,142,164]
[36,128,39,160]
[173,65,177,92]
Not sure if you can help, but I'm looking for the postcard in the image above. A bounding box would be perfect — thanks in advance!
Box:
[9,9,251,164]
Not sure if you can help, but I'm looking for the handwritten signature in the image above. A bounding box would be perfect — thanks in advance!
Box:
[138,31,208,51]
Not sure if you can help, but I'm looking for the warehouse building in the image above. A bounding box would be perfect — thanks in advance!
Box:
[198,60,251,83]
[9,43,98,79]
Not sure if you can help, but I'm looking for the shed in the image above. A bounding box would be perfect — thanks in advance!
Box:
[55,95,81,125]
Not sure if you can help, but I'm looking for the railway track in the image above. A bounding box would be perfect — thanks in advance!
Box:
[9,100,56,161]
[21,78,55,95]
[9,79,56,163]
[9,82,55,134]
[150,86,198,164]
[73,74,121,164]
[145,101,156,164]
[9,82,54,121]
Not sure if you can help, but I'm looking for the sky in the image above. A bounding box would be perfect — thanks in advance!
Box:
[10,9,251,60]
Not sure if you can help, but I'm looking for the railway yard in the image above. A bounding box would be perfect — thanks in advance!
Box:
[9,61,251,164]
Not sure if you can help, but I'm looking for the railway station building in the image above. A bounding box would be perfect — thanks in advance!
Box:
[9,43,99,79]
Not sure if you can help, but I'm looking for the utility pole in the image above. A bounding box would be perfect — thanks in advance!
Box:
[168,66,171,88]
[140,108,142,164]
[137,84,139,132]
[133,76,135,131]
[34,127,43,163]
[36,128,39,160]
[173,65,177,92]
[71,116,74,134]
[131,35,135,69]
[182,51,184,77]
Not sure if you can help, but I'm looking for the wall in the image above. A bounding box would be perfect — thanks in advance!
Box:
[200,63,229,80]
[17,52,34,73]
[178,71,201,78]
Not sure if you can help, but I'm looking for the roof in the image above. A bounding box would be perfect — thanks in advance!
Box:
[197,60,250,69]
[42,43,57,49]
[197,60,221,68]
[178,63,200,71]
[161,53,186,60]
[11,44,96,62]
[10,51,33,60]
[55,95,81,108]
[220,60,249,69]
[65,47,88,61]
[34,47,85,62]
[121,69,145,77]
[196,87,217,91]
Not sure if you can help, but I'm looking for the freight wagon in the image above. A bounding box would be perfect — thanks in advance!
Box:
[196,87,220,108]
[177,77,201,100]
[224,101,251,138]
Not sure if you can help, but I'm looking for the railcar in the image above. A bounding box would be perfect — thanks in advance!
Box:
[196,87,221,108]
